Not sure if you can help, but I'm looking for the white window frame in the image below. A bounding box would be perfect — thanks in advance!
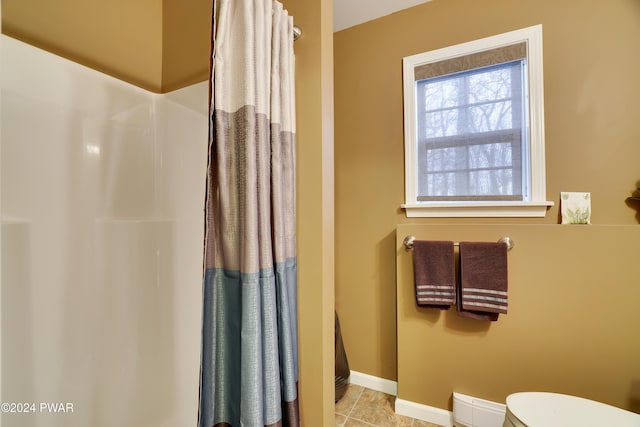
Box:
[402,25,553,217]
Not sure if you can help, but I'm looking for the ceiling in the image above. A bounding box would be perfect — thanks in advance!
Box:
[333,0,432,32]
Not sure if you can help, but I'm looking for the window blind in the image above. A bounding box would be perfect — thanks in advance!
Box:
[414,42,527,82]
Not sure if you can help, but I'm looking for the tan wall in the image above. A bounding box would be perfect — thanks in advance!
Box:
[334,0,640,386]
[286,0,336,423]
[396,224,640,412]
[2,0,165,92]
[2,0,335,423]
[2,0,211,93]
[161,0,212,92]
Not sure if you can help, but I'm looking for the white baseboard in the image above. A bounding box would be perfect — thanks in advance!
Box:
[348,371,454,426]
[349,370,397,396]
[395,398,454,427]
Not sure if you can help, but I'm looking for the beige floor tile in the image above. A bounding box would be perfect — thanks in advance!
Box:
[344,417,376,426]
[413,419,444,427]
[336,384,364,416]
[336,386,446,427]
[335,412,348,426]
[392,413,415,427]
[348,388,399,425]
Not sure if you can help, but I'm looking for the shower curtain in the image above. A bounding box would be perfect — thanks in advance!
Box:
[198,0,299,426]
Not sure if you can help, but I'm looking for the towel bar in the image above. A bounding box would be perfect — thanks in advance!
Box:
[403,235,514,252]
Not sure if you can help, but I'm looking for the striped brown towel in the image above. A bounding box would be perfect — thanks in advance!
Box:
[458,241,508,321]
[412,240,456,309]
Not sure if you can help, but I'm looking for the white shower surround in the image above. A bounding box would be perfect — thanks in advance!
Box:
[0,35,207,426]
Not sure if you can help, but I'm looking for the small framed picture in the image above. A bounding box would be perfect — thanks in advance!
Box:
[561,192,591,224]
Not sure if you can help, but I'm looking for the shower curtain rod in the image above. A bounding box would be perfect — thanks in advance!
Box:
[293,25,302,41]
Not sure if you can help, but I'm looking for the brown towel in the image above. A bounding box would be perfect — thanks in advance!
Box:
[457,241,508,321]
[412,240,456,309]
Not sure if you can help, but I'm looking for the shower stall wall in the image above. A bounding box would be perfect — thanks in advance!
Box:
[0,35,207,427]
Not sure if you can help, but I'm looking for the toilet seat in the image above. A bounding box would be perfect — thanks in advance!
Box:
[504,392,640,427]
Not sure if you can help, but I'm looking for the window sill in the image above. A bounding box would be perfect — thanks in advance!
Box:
[401,201,554,218]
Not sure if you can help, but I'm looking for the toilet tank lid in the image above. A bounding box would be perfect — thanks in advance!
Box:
[506,392,640,427]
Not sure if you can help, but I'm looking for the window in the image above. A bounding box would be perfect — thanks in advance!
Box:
[402,25,553,217]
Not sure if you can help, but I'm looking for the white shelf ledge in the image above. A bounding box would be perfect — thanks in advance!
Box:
[401,201,554,218]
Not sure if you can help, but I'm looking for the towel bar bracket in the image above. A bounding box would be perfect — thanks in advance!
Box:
[403,235,514,252]
[497,236,514,252]
[403,235,417,250]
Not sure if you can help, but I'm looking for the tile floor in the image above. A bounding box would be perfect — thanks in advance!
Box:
[335,384,444,427]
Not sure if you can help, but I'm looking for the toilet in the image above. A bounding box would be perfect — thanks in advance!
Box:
[503,392,640,427]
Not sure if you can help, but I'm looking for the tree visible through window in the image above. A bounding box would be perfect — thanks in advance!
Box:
[416,61,527,201]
